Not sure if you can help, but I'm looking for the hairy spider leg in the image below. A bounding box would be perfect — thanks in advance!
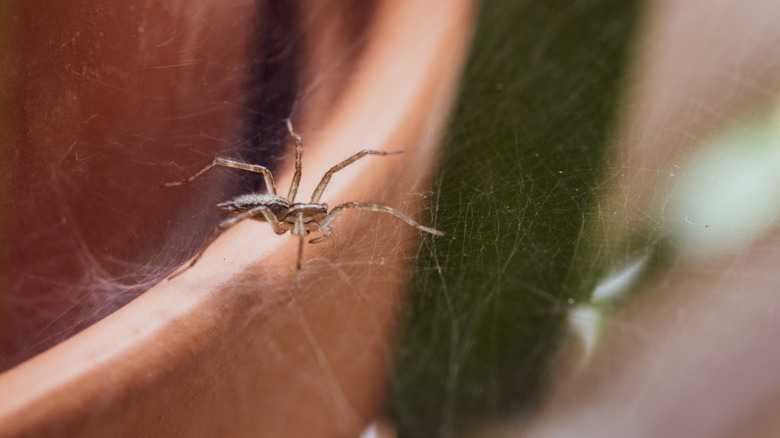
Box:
[294,211,305,286]
[309,149,403,204]
[320,202,444,236]
[168,205,285,279]
[160,158,278,196]
[308,226,333,244]
[285,118,303,202]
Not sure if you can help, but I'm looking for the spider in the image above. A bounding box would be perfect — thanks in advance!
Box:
[161,119,443,281]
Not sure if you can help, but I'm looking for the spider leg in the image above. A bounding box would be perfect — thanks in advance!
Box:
[285,119,303,202]
[167,206,285,280]
[160,157,278,195]
[319,202,444,236]
[294,211,305,286]
[310,150,403,203]
[308,226,333,244]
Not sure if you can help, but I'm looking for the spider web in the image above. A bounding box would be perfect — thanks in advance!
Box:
[390,1,641,434]
[0,0,302,369]
[389,0,780,437]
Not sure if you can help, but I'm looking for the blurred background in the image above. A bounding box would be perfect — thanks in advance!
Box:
[3,0,780,436]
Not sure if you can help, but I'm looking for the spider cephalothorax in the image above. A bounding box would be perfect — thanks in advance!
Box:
[161,119,442,281]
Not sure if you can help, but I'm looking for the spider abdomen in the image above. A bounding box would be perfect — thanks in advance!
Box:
[216,193,290,220]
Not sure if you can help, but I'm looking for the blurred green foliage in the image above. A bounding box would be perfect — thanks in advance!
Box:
[391,0,640,435]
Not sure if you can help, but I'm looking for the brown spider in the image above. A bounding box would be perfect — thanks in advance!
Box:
[161,119,443,281]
